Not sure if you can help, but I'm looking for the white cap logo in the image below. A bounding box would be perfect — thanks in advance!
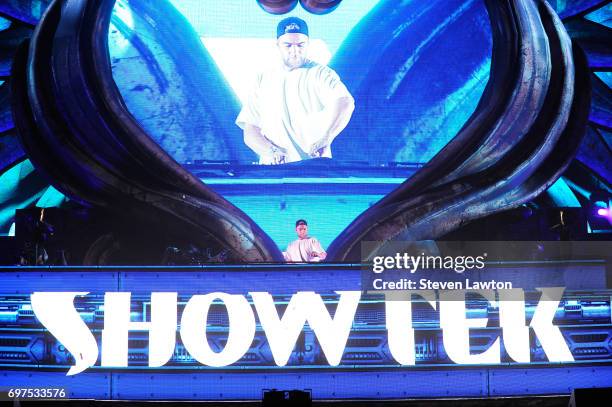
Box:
[285,22,300,33]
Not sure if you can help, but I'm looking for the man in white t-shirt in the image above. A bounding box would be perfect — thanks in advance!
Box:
[236,17,355,165]
[283,219,327,262]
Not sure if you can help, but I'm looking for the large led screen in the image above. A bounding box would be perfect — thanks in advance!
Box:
[109,0,492,167]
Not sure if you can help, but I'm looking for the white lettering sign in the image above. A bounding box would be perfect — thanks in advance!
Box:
[30,288,579,375]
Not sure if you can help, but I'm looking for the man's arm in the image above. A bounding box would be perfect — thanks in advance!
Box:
[237,72,290,164]
[309,96,355,157]
[312,250,327,260]
[243,124,288,164]
[309,238,327,261]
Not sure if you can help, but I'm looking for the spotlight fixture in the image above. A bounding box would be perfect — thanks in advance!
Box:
[588,190,612,233]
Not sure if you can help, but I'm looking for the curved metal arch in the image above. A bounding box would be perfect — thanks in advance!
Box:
[11,0,283,263]
[326,0,591,261]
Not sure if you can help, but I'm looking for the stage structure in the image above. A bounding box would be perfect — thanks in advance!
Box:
[3,0,606,261]
[0,0,610,403]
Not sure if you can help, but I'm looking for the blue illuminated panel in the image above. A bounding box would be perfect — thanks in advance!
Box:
[0,263,611,400]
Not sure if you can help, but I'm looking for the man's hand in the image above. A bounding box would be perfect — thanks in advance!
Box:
[307,96,354,158]
[270,144,288,165]
[310,251,327,260]
[308,137,329,158]
[244,124,289,164]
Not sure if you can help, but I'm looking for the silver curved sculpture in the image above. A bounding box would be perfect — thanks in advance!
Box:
[327,0,591,260]
[11,0,283,263]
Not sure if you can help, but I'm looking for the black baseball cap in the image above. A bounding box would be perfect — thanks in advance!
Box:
[295,219,308,227]
[277,17,309,38]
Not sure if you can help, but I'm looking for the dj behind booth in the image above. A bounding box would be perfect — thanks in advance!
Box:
[0,0,611,406]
